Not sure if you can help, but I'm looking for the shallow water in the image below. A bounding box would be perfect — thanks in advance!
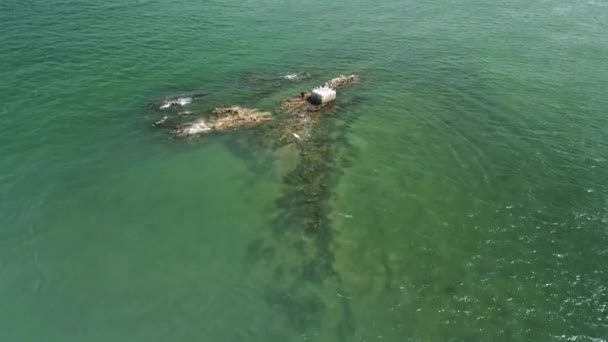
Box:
[1,0,608,341]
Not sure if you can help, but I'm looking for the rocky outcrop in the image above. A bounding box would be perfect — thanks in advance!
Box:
[172,106,271,138]
[323,74,359,90]
[151,74,359,139]
[281,91,313,111]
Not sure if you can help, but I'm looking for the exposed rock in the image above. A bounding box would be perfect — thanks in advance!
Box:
[323,74,359,90]
[281,91,312,111]
[172,106,271,138]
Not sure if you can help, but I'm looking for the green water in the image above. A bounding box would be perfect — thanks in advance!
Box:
[2,0,608,340]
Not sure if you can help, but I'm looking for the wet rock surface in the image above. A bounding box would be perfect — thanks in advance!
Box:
[323,74,359,90]
[172,106,271,138]
[281,91,313,111]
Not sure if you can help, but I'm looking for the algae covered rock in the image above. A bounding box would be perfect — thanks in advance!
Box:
[281,91,313,111]
[172,106,271,138]
[322,74,359,90]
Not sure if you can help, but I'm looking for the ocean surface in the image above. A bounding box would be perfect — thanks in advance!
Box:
[1,0,608,341]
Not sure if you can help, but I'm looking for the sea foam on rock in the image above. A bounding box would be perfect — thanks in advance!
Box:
[172,106,271,138]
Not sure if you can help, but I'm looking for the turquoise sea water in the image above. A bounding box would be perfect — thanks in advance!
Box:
[2,0,608,341]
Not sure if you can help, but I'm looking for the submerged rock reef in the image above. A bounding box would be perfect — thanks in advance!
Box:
[246,99,362,339]
[149,73,362,339]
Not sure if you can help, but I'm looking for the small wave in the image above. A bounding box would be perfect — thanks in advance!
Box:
[282,72,310,81]
[182,120,211,135]
[159,97,192,110]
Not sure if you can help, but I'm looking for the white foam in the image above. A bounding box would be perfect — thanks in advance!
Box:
[159,97,192,109]
[177,97,192,106]
[185,120,211,135]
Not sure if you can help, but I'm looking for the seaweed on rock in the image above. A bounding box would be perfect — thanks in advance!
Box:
[172,106,272,138]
